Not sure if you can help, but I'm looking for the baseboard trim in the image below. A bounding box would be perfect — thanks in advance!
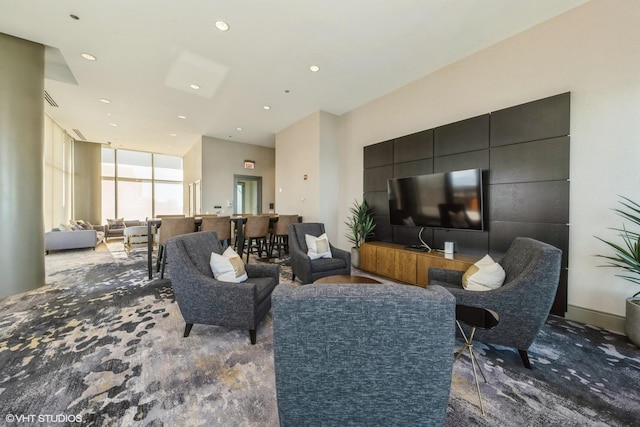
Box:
[565,305,625,334]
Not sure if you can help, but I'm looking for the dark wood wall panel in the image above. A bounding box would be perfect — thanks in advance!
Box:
[363,92,570,315]
[363,165,393,192]
[489,181,570,224]
[394,159,432,178]
[434,229,489,257]
[394,129,433,163]
[363,190,388,217]
[434,150,489,174]
[393,225,433,247]
[489,222,569,268]
[363,140,393,168]
[434,115,489,156]
[490,137,570,184]
[490,92,570,147]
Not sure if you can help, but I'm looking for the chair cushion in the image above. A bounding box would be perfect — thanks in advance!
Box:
[311,257,347,273]
[462,254,506,291]
[305,233,332,259]
[210,247,248,283]
[248,276,278,303]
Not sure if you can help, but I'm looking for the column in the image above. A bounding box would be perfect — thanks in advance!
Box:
[0,33,45,297]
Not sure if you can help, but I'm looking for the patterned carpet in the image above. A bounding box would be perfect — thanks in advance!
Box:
[0,241,638,426]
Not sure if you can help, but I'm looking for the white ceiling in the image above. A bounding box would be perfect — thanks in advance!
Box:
[0,0,588,156]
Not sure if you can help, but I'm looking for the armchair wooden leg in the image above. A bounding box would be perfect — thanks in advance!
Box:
[156,245,164,272]
[184,323,193,337]
[518,349,532,369]
[249,329,257,345]
[160,253,168,279]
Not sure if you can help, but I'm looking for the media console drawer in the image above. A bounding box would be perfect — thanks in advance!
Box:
[359,242,478,287]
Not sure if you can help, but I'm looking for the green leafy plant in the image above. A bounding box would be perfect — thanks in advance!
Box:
[345,199,376,249]
[595,196,640,298]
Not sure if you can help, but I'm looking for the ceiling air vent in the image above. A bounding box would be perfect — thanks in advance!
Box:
[72,129,86,141]
[44,90,59,107]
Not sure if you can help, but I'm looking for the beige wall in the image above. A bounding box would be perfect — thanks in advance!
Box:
[73,141,102,224]
[277,0,640,320]
[201,136,275,215]
[275,111,341,242]
[183,138,203,214]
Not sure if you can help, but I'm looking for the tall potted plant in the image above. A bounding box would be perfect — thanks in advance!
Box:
[345,199,376,268]
[595,196,640,347]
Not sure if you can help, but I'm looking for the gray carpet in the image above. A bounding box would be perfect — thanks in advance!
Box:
[0,242,638,426]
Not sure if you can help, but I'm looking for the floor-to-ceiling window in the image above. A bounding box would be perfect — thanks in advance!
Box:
[101,148,183,221]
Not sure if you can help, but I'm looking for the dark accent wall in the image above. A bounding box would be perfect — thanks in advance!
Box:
[363,92,570,316]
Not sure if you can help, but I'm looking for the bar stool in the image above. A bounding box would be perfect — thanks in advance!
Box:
[454,304,500,416]
[269,214,298,258]
[157,217,196,279]
[242,215,270,262]
[200,216,231,248]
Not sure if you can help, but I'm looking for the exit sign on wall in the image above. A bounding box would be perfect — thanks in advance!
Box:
[244,160,255,169]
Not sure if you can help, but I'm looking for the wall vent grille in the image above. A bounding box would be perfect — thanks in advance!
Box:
[72,129,86,141]
[44,90,59,107]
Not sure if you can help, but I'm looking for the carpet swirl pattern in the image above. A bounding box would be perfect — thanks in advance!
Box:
[0,243,638,426]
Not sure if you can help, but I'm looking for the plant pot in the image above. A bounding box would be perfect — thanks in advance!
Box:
[351,247,359,269]
[625,297,640,348]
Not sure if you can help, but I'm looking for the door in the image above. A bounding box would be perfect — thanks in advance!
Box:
[233,175,262,215]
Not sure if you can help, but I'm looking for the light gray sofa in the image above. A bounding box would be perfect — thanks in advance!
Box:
[272,282,456,426]
[45,228,105,254]
[104,219,146,241]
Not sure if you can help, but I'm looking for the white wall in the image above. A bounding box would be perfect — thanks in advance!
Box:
[279,0,640,319]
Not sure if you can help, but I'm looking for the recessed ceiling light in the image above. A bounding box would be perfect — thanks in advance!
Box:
[100,98,111,104]
[109,123,118,127]
[81,53,97,61]
[190,84,200,90]
[236,127,243,131]
[309,65,320,72]
[263,105,271,110]
[170,133,177,137]
[178,115,186,119]
[214,20,230,32]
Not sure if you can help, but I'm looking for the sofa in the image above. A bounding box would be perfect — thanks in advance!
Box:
[104,219,146,241]
[45,227,105,254]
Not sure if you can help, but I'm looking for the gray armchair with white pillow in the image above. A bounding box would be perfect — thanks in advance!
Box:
[428,237,562,368]
[288,222,350,284]
[166,230,279,344]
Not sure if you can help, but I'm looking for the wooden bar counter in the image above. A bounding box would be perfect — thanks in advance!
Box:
[359,242,479,287]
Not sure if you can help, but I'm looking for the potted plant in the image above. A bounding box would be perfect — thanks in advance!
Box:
[595,196,640,347]
[345,199,376,268]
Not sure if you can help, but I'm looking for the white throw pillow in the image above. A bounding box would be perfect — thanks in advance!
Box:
[462,254,506,291]
[210,246,248,283]
[305,233,332,260]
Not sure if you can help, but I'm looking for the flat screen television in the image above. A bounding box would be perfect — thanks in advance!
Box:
[387,168,484,231]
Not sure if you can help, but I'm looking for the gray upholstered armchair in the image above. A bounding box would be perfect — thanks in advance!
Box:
[166,231,279,344]
[429,237,562,368]
[288,222,350,284]
[272,282,455,426]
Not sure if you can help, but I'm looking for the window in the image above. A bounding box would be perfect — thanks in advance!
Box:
[101,148,183,222]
